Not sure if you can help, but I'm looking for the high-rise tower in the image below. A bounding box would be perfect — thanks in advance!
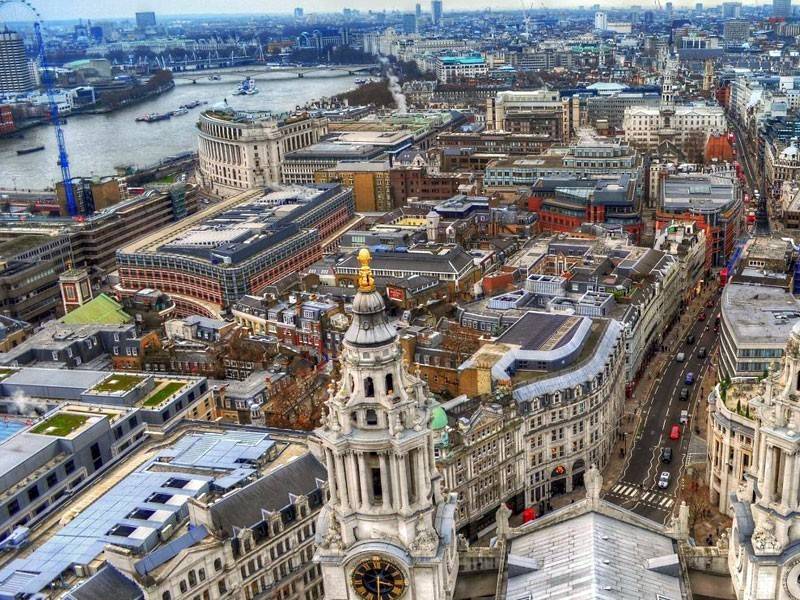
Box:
[431,0,443,25]
[0,29,35,94]
[314,248,459,600]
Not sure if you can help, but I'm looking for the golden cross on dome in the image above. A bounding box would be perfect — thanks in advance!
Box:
[357,248,375,292]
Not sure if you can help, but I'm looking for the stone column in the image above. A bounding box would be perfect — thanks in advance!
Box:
[380,453,391,510]
[416,447,429,502]
[335,453,349,510]
[398,453,410,511]
[783,452,797,510]
[326,449,339,505]
[347,453,361,507]
[358,453,371,510]
[763,446,774,504]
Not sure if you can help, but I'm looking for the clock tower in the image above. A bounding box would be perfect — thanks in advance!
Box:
[314,249,459,600]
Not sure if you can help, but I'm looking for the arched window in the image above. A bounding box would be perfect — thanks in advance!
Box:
[162,593,171,600]
[365,377,375,397]
[349,374,354,392]
[385,373,394,394]
[188,570,197,587]
[214,558,222,572]
[198,568,206,581]
[366,409,378,426]
[179,581,187,593]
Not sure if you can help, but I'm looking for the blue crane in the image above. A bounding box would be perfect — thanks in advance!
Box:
[1,1,78,215]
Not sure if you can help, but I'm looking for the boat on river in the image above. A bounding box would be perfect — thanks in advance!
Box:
[16,146,44,155]
[135,112,172,123]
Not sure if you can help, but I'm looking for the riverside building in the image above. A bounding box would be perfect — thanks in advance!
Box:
[197,109,327,198]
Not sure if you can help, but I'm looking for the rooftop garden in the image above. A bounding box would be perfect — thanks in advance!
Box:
[0,368,16,382]
[91,374,147,394]
[31,413,88,437]
[142,380,186,407]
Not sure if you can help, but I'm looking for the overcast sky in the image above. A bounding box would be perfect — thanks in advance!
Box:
[14,0,734,21]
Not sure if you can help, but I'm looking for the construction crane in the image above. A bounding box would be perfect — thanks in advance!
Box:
[0,0,77,215]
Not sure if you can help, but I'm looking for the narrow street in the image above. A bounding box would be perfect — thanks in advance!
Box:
[602,288,720,524]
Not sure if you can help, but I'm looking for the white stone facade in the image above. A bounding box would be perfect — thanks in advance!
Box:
[729,322,800,600]
[197,111,327,198]
[314,251,459,600]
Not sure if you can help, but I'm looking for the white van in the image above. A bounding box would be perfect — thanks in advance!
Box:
[680,410,689,424]
[676,352,686,362]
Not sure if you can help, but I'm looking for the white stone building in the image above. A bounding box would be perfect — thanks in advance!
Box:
[729,321,800,600]
[197,109,327,198]
[313,249,460,600]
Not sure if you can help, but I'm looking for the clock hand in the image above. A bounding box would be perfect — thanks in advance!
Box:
[376,575,381,599]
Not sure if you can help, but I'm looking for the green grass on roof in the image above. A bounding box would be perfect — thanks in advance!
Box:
[31,413,88,437]
[142,381,185,407]
[92,374,146,394]
[60,293,132,326]
[0,368,16,382]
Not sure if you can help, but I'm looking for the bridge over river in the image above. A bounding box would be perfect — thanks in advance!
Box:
[172,64,380,82]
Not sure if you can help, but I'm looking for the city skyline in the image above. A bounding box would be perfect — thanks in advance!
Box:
[9,0,767,20]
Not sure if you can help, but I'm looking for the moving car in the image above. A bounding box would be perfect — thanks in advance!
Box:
[680,387,689,401]
[698,347,707,359]
[685,372,695,385]
[661,447,673,463]
[658,471,671,489]
[680,409,689,424]
[676,352,686,362]
[686,333,696,345]
[706,299,714,308]
[670,425,681,440]
[698,311,706,321]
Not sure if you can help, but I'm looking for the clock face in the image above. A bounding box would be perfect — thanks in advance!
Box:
[351,556,407,600]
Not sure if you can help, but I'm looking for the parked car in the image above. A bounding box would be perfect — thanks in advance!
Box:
[698,311,706,321]
[697,347,707,359]
[686,333,696,345]
[685,372,695,385]
[676,352,686,362]
[670,425,681,440]
[658,471,671,489]
[661,447,673,463]
[680,410,689,424]
[706,299,714,308]
[680,387,689,401]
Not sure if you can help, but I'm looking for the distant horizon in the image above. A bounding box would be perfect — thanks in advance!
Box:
[0,0,775,23]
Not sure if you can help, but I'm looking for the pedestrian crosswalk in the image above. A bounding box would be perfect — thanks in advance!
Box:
[606,482,676,509]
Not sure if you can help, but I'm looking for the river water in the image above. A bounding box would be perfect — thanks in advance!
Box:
[0,70,361,190]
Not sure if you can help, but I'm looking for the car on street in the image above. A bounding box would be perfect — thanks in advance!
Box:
[679,387,689,400]
[661,447,673,463]
[676,352,685,362]
[706,299,714,308]
[686,334,695,345]
[698,347,707,359]
[658,471,671,489]
[685,372,695,385]
[670,425,681,440]
[680,410,689,424]
[698,312,706,321]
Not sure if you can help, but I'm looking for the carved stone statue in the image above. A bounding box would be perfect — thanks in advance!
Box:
[585,463,602,504]
[411,520,438,555]
[495,503,512,539]
[753,516,781,554]
[320,511,343,551]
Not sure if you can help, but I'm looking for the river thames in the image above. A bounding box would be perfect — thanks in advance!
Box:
[0,70,361,190]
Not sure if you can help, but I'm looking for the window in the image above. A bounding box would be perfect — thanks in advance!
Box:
[188,571,197,587]
[218,581,227,594]
[46,473,58,488]
[365,409,378,426]
[385,373,394,394]
[364,377,374,397]
[179,581,187,593]
[27,485,39,502]
[198,568,205,582]
[7,499,19,516]
[64,460,75,475]
[214,558,223,572]
[162,593,171,600]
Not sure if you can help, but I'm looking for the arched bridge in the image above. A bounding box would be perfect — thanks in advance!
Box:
[172,64,380,82]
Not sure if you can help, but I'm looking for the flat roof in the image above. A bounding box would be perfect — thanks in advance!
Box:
[722,283,800,346]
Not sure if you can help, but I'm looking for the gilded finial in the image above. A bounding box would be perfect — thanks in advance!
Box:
[357,248,375,292]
